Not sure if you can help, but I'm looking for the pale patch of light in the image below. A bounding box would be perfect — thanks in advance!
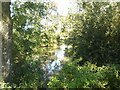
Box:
[40,18,54,26]
[51,0,77,16]
[60,45,68,50]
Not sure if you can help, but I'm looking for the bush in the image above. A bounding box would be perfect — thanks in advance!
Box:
[47,60,120,88]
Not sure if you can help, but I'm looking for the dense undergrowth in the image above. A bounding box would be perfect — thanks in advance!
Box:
[48,61,120,88]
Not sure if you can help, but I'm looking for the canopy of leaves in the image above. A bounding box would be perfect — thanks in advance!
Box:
[11,1,56,88]
[65,2,120,65]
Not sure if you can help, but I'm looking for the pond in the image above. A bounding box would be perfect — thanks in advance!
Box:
[40,45,69,79]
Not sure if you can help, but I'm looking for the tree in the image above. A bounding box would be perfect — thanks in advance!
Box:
[47,3,120,88]
[0,1,12,83]
[11,1,57,88]
[65,2,120,65]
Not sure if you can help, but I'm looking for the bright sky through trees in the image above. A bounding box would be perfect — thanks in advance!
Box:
[51,0,77,16]
[12,0,78,16]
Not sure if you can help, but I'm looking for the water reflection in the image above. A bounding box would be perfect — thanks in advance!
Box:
[45,45,68,77]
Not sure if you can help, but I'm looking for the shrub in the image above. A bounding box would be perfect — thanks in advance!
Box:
[47,60,120,88]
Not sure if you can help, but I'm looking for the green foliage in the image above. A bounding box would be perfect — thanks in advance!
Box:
[10,1,120,88]
[11,0,61,87]
[65,2,120,65]
[11,1,48,87]
[48,61,120,88]
[48,2,120,87]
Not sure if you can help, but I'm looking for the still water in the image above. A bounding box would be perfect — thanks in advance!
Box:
[32,44,70,80]
[45,45,69,77]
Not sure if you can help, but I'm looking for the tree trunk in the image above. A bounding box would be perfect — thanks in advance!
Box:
[0,1,12,83]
